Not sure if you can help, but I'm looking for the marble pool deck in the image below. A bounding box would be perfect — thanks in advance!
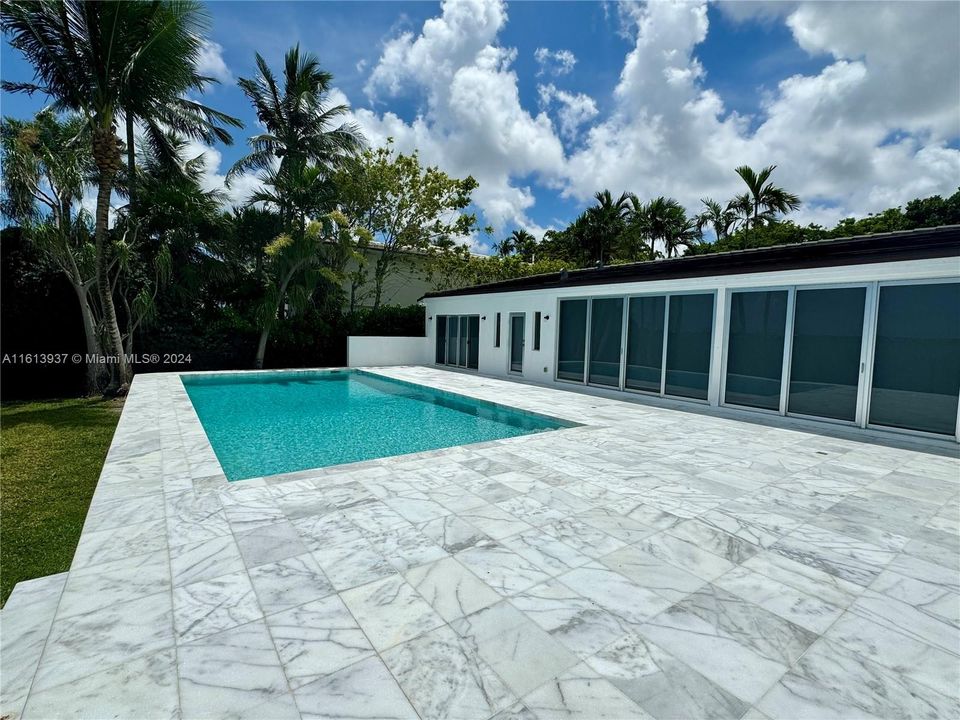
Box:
[2,365,959,720]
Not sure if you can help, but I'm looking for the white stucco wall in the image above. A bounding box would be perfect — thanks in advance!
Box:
[347,336,430,367]
[421,255,960,439]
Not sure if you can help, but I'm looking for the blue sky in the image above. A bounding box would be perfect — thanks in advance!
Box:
[3,1,958,252]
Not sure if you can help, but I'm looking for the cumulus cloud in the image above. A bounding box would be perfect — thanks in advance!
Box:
[563,0,960,225]
[356,0,565,233]
[538,84,598,140]
[534,47,577,77]
[195,40,232,84]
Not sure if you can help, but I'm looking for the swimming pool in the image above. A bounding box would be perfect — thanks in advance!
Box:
[181,370,572,480]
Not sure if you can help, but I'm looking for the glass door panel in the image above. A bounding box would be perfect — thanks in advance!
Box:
[665,294,714,400]
[557,299,588,381]
[788,287,865,421]
[625,296,665,393]
[458,316,468,367]
[435,316,447,364]
[589,298,624,387]
[446,316,459,367]
[510,314,525,373]
[724,290,788,410]
[467,316,480,369]
[869,282,960,435]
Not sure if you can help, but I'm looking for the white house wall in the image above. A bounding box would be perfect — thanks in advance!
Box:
[422,255,960,440]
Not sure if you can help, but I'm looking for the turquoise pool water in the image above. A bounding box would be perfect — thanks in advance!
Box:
[181,370,570,480]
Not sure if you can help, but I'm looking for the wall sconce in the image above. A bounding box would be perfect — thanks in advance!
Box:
[481,315,486,320]
[544,315,550,320]
[427,316,432,320]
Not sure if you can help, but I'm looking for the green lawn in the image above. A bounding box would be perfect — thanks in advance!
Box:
[1,397,122,606]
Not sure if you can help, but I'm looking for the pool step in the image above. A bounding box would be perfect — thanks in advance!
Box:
[1,573,68,720]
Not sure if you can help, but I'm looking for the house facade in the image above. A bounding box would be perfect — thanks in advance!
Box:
[420,226,960,443]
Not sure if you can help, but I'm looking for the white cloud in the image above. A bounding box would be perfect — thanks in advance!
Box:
[196,40,232,84]
[357,0,566,233]
[562,0,960,226]
[538,84,598,140]
[181,139,265,208]
[534,47,577,77]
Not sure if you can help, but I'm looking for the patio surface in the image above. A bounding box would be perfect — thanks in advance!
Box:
[2,366,959,720]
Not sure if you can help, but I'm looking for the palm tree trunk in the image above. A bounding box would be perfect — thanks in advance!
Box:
[93,125,131,392]
[125,113,137,218]
[75,285,104,395]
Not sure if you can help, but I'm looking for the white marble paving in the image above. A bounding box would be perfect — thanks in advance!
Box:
[2,365,958,719]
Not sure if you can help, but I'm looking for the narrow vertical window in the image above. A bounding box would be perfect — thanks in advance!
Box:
[534,312,542,350]
[495,312,501,347]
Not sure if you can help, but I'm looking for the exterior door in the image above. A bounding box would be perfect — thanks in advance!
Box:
[509,313,525,373]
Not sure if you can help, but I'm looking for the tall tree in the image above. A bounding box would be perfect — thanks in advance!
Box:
[695,198,738,241]
[335,141,483,310]
[1,110,105,393]
[509,229,538,261]
[733,164,801,243]
[637,196,701,258]
[492,236,515,257]
[2,0,235,392]
[229,44,364,231]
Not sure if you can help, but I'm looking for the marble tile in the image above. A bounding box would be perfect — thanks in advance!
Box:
[83,493,165,534]
[741,550,862,608]
[293,655,418,720]
[455,543,552,596]
[522,663,651,720]
[587,633,751,720]
[770,524,895,587]
[31,591,175,693]
[370,523,448,572]
[57,550,170,618]
[459,503,533,540]
[540,517,627,558]
[496,495,567,526]
[714,565,844,634]
[450,601,579,695]
[500,527,592,575]
[416,514,492,553]
[600,545,708,602]
[758,636,959,720]
[265,595,374,688]
[165,489,231,548]
[22,647,178,720]
[70,518,167,569]
[173,569,263,643]
[558,566,674,629]
[511,578,629,659]
[340,573,444,651]
[824,611,960,697]
[170,534,246,587]
[575,507,658,543]
[236,520,308,568]
[405,556,500,622]
[220,486,287,533]
[381,625,516,720]
[667,519,760,564]
[248,553,334,615]
[178,620,296,719]
[849,588,960,654]
[633,532,736,582]
[639,585,816,704]
[383,494,452,523]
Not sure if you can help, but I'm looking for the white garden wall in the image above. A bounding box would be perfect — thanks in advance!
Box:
[347,336,429,367]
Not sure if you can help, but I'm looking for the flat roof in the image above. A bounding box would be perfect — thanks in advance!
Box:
[422,225,960,299]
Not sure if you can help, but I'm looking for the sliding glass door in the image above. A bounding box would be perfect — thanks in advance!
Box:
[665,294,714,400]
[625,296,665,393]
[869,282,960,435]
[436,315,479,370]
[788,287,866,421]
[557,299,588,381]
[589,298,624,386]
[724,290,788,410]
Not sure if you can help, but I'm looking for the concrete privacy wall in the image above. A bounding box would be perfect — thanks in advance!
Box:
[347,336,429,367]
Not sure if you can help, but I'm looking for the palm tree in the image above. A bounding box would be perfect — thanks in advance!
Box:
[510,229,538,262]
[229,44,364,231]
[586,189,632,265]
[1,110,106,393]
[695,198,737,241]
[734,165,801,243]
[2,0,235,392]
[640,196,701,258]
[492,236,515,257]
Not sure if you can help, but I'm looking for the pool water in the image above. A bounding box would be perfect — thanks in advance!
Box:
[181,370,571,480]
